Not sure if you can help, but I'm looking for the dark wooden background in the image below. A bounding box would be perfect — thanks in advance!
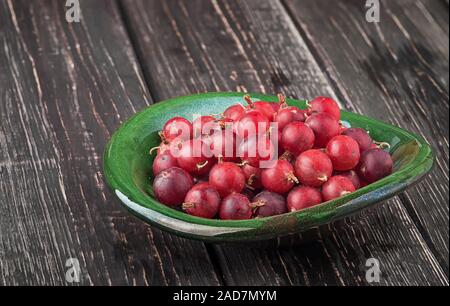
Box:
[0,0,448,286]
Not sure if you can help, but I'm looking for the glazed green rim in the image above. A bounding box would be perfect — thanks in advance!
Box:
[103,92,435,242]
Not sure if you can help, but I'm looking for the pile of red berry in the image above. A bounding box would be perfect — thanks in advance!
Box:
[151,95,393,220]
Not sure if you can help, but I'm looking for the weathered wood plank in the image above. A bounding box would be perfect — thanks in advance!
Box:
[0,0,220,285]
[284,0,449,276]
[120,0,448,285]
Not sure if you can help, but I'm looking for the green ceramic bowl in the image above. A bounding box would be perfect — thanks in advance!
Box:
[103,92,434,243]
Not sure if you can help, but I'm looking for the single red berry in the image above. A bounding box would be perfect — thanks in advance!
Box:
[182,183,221,219]
[161,117,193,141]
[252,191,287,217]
[153,167,193,207]
[152,151,178,175]
[342,128,373,152]
[357,148,393,183]
[177,139,214,176]
[193,116,221,138]
[261,160,298,194]
[334,170,361,189]
[308,96,341,121]
[223,104,246,121]
[235,110,270,139]
[208,130,240,162]
[242,164,263,190]
[326,135,361,171]
[281,122,315,156]
[244,95,277,121]
[305,113,340,148]
[294,149,333,187]
[238,134,275,168]
[274,106,307,131]
[219,193,253,220]
[287,186,323,212]
[209,162,246,197]
[322,176,356,201]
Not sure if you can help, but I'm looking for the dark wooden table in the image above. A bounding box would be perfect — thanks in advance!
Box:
[1,0,448,286]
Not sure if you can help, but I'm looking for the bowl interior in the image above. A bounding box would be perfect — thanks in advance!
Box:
[104,92,433,242]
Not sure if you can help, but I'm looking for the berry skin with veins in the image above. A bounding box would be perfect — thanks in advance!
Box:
[223,104,246,121]
[161,117,193,141]
[192,116,221,138]
[294,149,333,187]
[182,183,220,219]
[357,148,393,183]
[177,139,214,176]
[281,122,315,156]
[334,170,361,189]
[244,95,277,121]
[342,128,373,153]
[287,186,323,212]
[153,167,193,207]
[209,162,246,197]
[307,96,341,121]
[152,151,178,175]
[305,113,340,148]
[322,176,356,201]
[238,134,275,168]
[326,135,361,171]
[252,191,287,217]
[261,160,299,194]
[274,106,307,131]
[219,193,253,220]
[235,110,270,139]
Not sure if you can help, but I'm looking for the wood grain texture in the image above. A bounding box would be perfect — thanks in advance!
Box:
[0,0,220,285]
[283,0,449,276]
[120,0,448,285]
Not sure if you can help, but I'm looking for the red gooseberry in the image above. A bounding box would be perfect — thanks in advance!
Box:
[223,104,245,121]
[287,186,323,212]
[235,110,269,139]
[305,113,340,148]
[238,134,275,168]
[244,95,276,121]
[177,139,215,176]
[209,162,246,197]
[342,128,373,152]
[281,122,315,156]
[326,135,361,171]
[219,193,253,220]
[322,176,356,201]
[193,116,221,138]
[261,160,299,194]
[334,170,361,189]
[153,167,193,207]
[294,149,333,187]
[357,148,393,183]
[307,96,341,121]
[252,191,287,217]
[161,117,193,141]
[182,183,221,219]
[152,151,178,175]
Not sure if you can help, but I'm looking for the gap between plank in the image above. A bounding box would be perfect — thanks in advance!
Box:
[279,0,448,277]
[114,0,227,285]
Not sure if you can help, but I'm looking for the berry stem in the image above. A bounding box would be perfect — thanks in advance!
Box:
[182,202,195,210]
[243,94,254,108]
[374,141,391,149]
